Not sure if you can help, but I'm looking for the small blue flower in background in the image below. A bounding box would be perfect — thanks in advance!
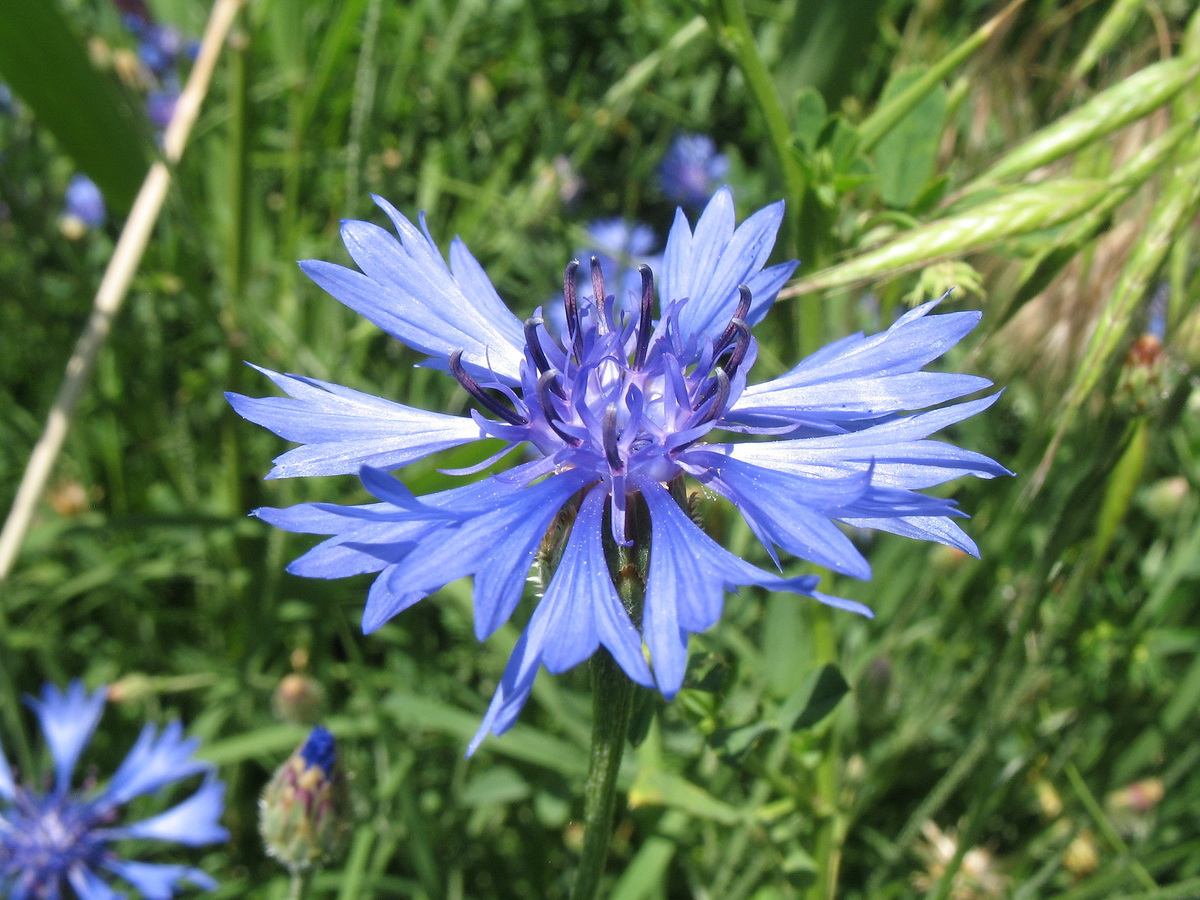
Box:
[659,132,729,208]
[228,188,1010,754]
[63,175,107,231]
[0,682,228,899]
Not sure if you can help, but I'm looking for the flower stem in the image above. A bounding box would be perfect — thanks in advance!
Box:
[570,649,638,900]
[709,0,808,255]
[286,869,309,900]
[570,497,651,900]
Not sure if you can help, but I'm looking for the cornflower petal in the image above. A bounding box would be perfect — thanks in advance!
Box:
[226,365,483,478]
[117,776,229,846]
[467,486,654,756]
[302,197,525,381]
[103,860,217,900]
[639,480,846,696]
[102,721,209,807]
[0,741,14,800]
[360,470,590,636]
[660,189,795,343]
[26,682,107,794]
[68,868,123,900]
[683,451,874,578]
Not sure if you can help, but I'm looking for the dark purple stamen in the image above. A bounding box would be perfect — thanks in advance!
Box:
[714,285,753,355]
[721,319,752,379]
[537,371,580,444]
[563,260,582,357]
[602,404,623,471]
[449,349,529,426]
[524,318,553,375]
[589,256,609,336]
[697,368,731,423]
[633,264,655,370]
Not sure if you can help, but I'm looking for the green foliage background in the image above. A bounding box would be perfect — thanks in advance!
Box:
[2,0,1200,897]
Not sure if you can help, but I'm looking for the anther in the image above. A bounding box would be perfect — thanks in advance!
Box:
[563,260,582,357]
[700,368,732,423]
[633,264,655,369]
[590,256,609,335]
[448,349,529,427]
[722,319,752,380]
[523,318,553,375]
[714,285,753,354]
[602,404,624,472]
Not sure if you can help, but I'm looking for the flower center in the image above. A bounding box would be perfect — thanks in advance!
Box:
[1,789,109,892]
[449,259,754,489]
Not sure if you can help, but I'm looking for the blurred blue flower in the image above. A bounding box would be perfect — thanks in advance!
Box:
[659,133,729,208]
[63,175,107,229]
[147,84,179,131]
[229,188,1009,754]
[0,682,228,899]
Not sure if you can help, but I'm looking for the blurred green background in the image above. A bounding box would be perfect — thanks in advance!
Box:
[2,0,1200,897]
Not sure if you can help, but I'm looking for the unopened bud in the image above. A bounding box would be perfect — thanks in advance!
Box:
[260,726,346,872]
[271,673,326,725]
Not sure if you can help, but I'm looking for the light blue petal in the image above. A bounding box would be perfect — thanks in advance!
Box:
[839,514,980,556]
[104,860,216,900]
[301,197,525,381]
[102,721,210,807]
[226,366,483,478]
[26,681,107,794]
[466,487,653,756]
[0,738,14,800]
[68,868,124,900]
[361,471,589,635]
[658,189,792,345]
[638,480,830,696]
[731,372,992,422]
[117,776,228,846]
[683,451,872,579]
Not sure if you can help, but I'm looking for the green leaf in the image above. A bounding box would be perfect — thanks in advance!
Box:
[782,663,850,731]
[0,0,149,212]
[874,69,948,209]
[793,87,826,152]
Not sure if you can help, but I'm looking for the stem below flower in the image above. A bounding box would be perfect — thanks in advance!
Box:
[570,649,637,900]
[570,497,651,900]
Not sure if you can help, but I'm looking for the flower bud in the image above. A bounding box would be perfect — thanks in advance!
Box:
[271,673,326,725]
[260,726,346,872]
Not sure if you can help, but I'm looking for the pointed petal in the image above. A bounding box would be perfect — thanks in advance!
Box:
[466,486,652,755]
[683,451,872,579]
[658,189,793,345]
[226,366,483,478]
[360,471,589,635]
[301,198,525,380]
[0,739,14,800]
[638,480,830,696]
[117,776,228,846]
[67,868,123,900]
[26,681,107,794]
[104,860,216,900]
[839,514,980,556]
[101,721,210,807]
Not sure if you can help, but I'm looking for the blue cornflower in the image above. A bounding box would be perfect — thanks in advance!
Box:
[228,188,1009,754]
[659,133,729,208]
[63,175,106,230]
[0,682,228,899]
